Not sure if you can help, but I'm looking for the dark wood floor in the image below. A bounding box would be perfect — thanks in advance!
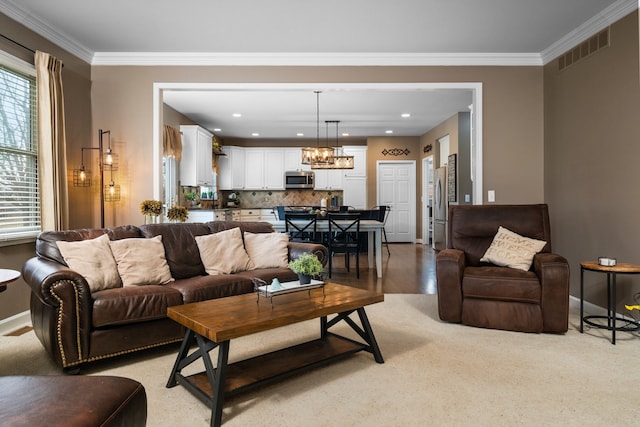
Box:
[325,243,437,295]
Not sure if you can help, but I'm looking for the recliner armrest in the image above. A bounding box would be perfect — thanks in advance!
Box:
[436,249,466,323]
[532,252,570,333]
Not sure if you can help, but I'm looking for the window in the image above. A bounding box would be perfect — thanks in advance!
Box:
[0,51,39,242]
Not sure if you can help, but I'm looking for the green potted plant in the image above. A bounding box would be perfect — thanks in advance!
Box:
[184,191,198,207]
[288,253,323,285]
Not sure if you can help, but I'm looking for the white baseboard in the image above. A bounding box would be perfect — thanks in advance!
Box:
[569,295,637,322]
[0,310,30,335]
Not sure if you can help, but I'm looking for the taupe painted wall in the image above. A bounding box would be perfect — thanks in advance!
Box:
[90,65,544,229]
[545,11,640,310]
[0,13,92,319]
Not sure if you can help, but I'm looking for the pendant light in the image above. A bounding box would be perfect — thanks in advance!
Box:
[301,91,334,166]
[312,120,354,169]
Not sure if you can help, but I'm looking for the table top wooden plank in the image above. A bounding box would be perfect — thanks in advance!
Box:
[581,261,640,273]
[167,283,383,342]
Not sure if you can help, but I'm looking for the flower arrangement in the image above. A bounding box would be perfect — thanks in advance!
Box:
[140,199,162,216]
[167,205,189,222]
[288,253,323,277]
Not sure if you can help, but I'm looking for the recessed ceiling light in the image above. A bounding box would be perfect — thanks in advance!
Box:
[251,132,259,137]
[297,133,304,137]
[232,113,242,118]
[385,130,394,134]
[213,128,222,132]
[342,133,349,137]
[401,113,411,118]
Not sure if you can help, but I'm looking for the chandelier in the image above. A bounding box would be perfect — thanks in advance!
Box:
[312,120,354,170]
[301,91,334,166]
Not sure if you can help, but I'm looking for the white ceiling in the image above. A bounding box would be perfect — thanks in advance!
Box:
[1,0,632,140]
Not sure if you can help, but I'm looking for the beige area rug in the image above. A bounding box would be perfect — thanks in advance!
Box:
[1,294,639,427]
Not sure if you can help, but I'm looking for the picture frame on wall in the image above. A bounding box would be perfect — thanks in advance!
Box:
[447,154,457,202]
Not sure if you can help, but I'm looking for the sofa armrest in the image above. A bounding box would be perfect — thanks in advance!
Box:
[533,252,570,333]
[287,242,329,267]
[436,248,466,323]
[22,257,93,369]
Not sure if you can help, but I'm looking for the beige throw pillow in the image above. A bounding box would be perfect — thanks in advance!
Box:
[108,235,174,286]
[480,226,547,271]
[195,227,252,275]
[56,234,121,292]
[244,232,289,270]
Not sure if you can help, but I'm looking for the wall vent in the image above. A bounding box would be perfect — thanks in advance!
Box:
[558,27,609,71]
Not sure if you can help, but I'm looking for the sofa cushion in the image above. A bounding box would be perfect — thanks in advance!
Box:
[167,274,255,304]
[109,235,174,286]
[195,227,252,274]
[480,226,546,271]
[244,232,289,269]
[56,234,122,292]
[92,285,183,328]
[139,223,209,279]
[462,266,541,304]
[36,225,142,265]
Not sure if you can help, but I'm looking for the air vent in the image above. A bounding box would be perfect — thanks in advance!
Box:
[558,28,609,71]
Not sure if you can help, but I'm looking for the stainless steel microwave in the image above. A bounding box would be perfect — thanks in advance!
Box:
[285,171,314,189]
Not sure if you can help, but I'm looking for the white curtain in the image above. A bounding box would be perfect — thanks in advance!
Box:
[35,51,68,231]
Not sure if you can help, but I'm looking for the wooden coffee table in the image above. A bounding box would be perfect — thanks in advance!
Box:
[166,282,384,427]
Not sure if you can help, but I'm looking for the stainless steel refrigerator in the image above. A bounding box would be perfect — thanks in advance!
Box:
[432,167,447,251]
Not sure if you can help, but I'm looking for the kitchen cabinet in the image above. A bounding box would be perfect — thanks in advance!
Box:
[244,148,284,190]
[179,125,213,186]
[343,177,367,209]
[342,146,367,177]
[283,148,311,172]
[218,146,245,190]
[313,169,343,190]
[240,208,275,221]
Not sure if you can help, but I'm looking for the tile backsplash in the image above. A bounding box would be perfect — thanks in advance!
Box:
[220,190,343,209]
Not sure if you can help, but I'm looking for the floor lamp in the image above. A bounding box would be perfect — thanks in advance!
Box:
[72,129,120,228]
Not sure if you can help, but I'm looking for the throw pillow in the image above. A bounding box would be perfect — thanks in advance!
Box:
[108,235,174,286]
[480,226,547,271]
[195,227,252,275]
[244,232,289,270]
[56,234,121,292]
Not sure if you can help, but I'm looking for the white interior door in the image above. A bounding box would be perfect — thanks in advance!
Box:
[422,156,434,244]
[377,161,416,243]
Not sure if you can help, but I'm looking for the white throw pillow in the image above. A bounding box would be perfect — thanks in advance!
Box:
[195,227,252,274]
[480,226,547,271]
[108,235,174,286]
[56,234,121,292]
[244,232,289,270]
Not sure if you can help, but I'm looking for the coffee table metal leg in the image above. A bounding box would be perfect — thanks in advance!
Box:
[166,329,195,387]
[206,338,229,427]
[357,307,384,364]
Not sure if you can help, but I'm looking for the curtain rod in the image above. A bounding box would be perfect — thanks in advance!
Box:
[0,33,35,54]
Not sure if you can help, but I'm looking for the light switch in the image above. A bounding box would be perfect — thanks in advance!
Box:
[488,190,495,203]
[464,194,470,203]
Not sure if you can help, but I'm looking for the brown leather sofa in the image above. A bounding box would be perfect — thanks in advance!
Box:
[22,221,328,371]
[436,204,570,333]
[0,375,147,426]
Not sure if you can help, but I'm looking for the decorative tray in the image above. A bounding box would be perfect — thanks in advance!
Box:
[252,278,325,303]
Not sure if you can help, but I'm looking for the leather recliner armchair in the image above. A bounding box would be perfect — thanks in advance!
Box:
[436,204,570,333]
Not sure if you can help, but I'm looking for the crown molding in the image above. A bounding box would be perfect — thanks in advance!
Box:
[0,1,93,63]
[91,52,543,67]
[541,0,638,64]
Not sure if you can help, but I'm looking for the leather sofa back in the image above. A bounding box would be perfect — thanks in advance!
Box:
[36,225,143,265]
[447,204,552,266]
[36,221,278,279]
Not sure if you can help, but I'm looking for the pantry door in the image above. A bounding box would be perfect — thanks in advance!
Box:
[377,161,416,242]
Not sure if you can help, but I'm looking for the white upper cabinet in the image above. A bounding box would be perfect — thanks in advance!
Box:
[313,169,343,190]
[342,146,367,177]
[284,148,311,172]
[218,146,245,190]
[180,125,213,186]
[244,148,285,190]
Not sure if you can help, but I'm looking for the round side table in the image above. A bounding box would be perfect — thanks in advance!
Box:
[0,269,21,293]
[580,261,640,344]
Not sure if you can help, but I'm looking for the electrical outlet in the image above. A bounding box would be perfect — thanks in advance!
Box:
[464,194,470,203]
[488,190,495,203]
